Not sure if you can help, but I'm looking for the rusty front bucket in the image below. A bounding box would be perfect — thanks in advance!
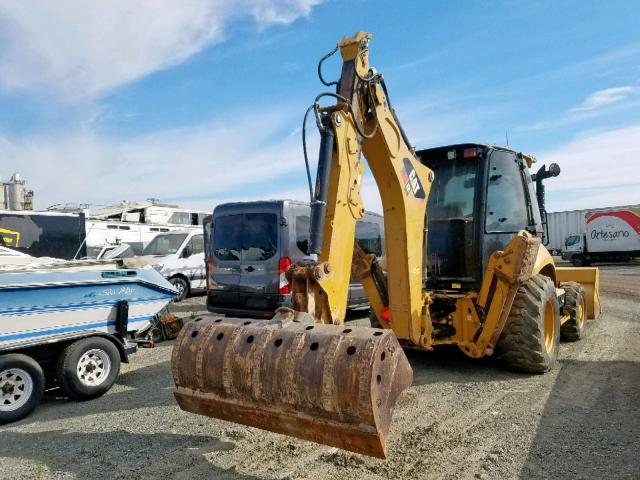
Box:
[171,309,413,458]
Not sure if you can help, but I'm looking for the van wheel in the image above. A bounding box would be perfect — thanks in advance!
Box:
[169,277,189,302]
[369,309,382,328]
[0,354,45,424]
[560,282,587,341]
[56,337,121,400]
[496,275,560,373]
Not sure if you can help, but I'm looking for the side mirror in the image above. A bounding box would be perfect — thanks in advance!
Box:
[182,246,192,258]
[548,163,561,177]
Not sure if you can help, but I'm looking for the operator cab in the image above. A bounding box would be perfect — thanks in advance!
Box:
[417,143,544,291]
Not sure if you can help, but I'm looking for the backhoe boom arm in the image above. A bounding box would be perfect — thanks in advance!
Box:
[293,32,435,346]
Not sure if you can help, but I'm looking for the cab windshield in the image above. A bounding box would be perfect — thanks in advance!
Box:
[565,235,581,247]
[143,233,188,256]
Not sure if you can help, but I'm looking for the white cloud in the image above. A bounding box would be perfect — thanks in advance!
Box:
[0,109,316,210]
[539,124,640,211]
[0,0,322,100]
[570,86,636,113]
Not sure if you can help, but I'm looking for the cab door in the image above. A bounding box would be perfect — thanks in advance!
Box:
[185,233,206,290]
[237,211,280,312]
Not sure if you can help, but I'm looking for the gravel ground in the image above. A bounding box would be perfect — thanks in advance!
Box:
[1,263,638,479]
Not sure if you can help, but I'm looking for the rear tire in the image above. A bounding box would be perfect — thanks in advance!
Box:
[56,337,121,400]
[169,277,189,302]
[496,275,560,373]
[560,282,587,341]
[0,354,45,424]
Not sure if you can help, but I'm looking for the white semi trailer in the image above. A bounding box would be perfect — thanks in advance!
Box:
[558,207,640,266]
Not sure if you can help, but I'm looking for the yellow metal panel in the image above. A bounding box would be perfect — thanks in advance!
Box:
[556,267,601,319]
[531,245,556,283]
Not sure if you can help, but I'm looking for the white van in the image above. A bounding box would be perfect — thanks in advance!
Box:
[141,229,206,301]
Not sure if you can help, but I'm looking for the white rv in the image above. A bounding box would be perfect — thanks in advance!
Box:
[50,201,209,257]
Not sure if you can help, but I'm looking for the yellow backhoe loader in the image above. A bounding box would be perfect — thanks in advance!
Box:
[171,32,601,459]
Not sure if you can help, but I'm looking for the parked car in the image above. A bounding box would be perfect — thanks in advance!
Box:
[207,200,384,318]
[142,229,206,301]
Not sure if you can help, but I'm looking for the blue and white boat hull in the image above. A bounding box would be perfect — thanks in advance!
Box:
[0,261,177,350]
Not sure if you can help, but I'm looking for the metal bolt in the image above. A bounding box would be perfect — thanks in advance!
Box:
[334,113,342,126]
[324,263,331,274]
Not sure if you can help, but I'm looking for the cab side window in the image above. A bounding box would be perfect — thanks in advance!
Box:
[485,151,529,233]
[191,234,204,255]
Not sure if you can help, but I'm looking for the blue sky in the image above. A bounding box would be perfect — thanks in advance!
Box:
[1,0,639,213]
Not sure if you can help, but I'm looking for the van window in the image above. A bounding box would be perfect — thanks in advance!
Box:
[243,213,277,262]
[296,215,310,254]
[191,234,204,255]
[213,214,242,261]
[356,221,382,256]
[296,215,382,256]
[486,151,529,232]
[143,233,189,255]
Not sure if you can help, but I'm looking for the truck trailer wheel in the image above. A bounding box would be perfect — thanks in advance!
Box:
[571,255,587,267]
[560,282,587,341]
[0,354,45,424]
[496,275,560,373]
[55,337,121,401]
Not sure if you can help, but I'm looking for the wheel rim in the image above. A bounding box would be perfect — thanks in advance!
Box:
[77,349,111,387]
[172,280,185,297]
[0,368,34,412]
[577,297,586,328]
[544,300,556,353]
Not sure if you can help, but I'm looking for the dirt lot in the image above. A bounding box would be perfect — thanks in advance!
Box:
[1,263,638,479]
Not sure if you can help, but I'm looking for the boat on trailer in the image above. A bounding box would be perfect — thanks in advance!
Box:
[0,258,176,423]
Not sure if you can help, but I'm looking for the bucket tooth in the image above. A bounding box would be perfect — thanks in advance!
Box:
[171,309,413,458]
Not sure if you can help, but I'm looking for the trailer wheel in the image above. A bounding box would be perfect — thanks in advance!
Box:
[496,275,560,373]
[56,337,121,400]
[0,354,45,424]
[560,282,587,341]
[169,276,189,302]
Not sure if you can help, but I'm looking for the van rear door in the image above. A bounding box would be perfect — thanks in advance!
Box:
[238,211,280,313]
[210,213,242,308]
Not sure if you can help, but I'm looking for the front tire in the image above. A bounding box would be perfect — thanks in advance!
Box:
[56,337,121,400]
[560,282,587,341]
[496,275,560,373]
[0,354,45,424]
[169,277,189,302]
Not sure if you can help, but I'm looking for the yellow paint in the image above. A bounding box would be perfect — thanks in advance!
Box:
[0,227,20,247]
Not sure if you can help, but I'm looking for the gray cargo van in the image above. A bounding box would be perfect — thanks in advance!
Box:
[207,200,383,318]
